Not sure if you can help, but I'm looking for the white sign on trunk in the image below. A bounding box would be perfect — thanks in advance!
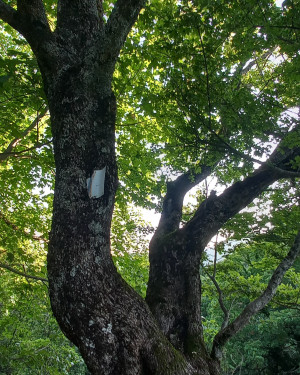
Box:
[87,167,106,198]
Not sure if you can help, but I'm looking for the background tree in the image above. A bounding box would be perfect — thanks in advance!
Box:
[0,1,299,374]
[201,186,300,374]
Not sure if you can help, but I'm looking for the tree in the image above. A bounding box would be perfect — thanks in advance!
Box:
[0,269,88,375]
[0,1,299,374]
[201,225,300,374]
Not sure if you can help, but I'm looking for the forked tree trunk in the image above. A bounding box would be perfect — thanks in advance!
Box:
[0,2,299,375]
[38,10,209,372]
[44,69,300,374]
[46,74,211,375]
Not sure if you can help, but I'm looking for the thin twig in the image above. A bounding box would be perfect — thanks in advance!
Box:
[0,141,52,160]
[0,106,49,162]
[0,210,49,243]
[0,262,48,282]
[205,237,230,330]
[198,26,212,130]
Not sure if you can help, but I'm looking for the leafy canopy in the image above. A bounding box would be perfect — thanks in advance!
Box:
[0,0,299,373]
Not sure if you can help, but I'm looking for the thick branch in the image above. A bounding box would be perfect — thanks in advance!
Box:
[17,1,53,50]
[105,0,146,60]
[0,262,48,282]
[154,166,213,237]
[211,229,300,361]
[17,0,49,24]
[183,135,300,246]
[0,107,49,162]
[0,0,53,65]
[0,1,20,31]
[56,0,101,36]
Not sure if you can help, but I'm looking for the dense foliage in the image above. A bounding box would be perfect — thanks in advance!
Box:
[0,0,299,373]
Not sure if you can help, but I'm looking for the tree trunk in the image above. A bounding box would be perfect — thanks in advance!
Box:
[42,30,208,375]
[1,2,299,375]
[146,142,300,374]
[41,46,202,373]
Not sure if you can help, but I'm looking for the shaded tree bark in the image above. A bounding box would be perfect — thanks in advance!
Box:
[0,1,203,374]
[0,2,299,375]
[146,131,300,372]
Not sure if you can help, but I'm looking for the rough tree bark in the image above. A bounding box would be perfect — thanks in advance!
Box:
[0,2,299,375]
[146,133,300,373]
